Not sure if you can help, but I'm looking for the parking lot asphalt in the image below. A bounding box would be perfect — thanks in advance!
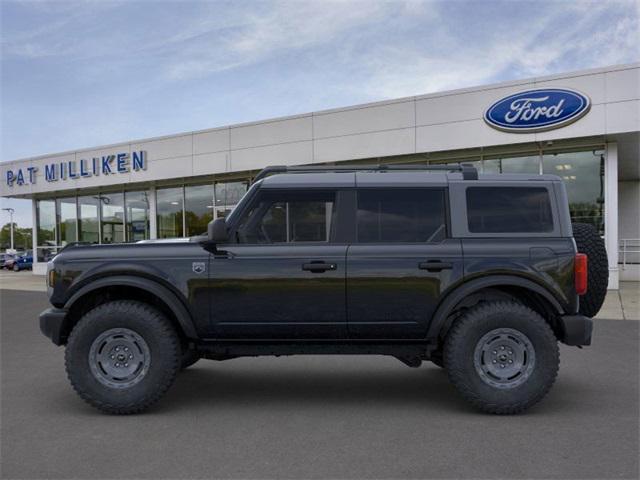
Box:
[1,289,638,480]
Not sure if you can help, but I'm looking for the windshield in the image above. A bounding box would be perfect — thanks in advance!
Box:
[222,181,261,226]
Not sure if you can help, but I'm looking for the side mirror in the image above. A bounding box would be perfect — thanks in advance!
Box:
[208,218,229,243]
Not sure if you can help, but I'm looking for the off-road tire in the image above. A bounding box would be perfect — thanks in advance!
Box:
[12,264,19,272]
[444,301,559,414]
[180,349,201,369]
[572,222,608,318]
[65,300,181,414]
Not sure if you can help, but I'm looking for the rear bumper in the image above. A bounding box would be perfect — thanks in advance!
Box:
[559,314,593,346]
[39,308,69,346]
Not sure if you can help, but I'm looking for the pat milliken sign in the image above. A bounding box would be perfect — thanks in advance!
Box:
[5,151,147,187]
[484,88,591,133]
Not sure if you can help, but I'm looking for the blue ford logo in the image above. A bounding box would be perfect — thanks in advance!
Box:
[484,88,591,132]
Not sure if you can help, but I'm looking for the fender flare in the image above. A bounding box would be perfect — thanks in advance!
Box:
[426,275,565,341]
[64,275,198,339]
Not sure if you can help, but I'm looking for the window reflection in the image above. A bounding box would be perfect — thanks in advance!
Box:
[100,193,124,244]
[185,184,214,236]
[36,200,56,245]
[157,187,184,238]
[125,191,150,242]
[78,196,100,244]
[483,155,540,174]
[544,151,604,234]
[214,181,248,219]
[56,197,77,246]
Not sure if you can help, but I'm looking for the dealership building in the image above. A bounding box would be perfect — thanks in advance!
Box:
[1,63,638,287]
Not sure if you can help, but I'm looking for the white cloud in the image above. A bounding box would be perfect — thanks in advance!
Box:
[353,1,640,100]
[164,1,402,80]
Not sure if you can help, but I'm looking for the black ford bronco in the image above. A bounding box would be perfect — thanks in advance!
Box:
[40,164,608,414]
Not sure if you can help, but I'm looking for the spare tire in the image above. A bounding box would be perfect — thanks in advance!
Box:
[572,223,608,317]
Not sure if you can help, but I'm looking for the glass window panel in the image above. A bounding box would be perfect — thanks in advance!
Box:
[483,155,540,174]
[100,193,124,243]
[36,246,59,263]
[215,181,248,218]
[543,151,604,234]
[56,197,77,246]
[430,159,483,175]
[157,187,184,239]
[466,187,553,233]
[125,191,150,242]
[357,189,446,243]
[482,158,501,174]
[237,190,335,244]
[77,195,100,244]
[36,200,56,247]
[185,184,214,237]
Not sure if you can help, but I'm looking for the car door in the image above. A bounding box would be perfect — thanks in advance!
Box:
[208,188,348,339]
[346,187,464,339]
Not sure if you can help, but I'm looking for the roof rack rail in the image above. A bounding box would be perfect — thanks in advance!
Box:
[253,162,478,182]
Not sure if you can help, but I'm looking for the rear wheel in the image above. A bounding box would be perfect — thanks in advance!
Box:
[444,301,559,414]
[65,300,181,414]
[13,264,19,272]
[572,223,608,317]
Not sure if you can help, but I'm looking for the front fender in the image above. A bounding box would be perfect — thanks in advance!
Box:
[64,275,198,339]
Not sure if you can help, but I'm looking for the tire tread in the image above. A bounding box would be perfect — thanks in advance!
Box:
[65,300,180,415]
[572,222,608,318]
[444,301,559,414]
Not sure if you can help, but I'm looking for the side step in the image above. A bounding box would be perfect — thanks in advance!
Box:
[197,340,434,361]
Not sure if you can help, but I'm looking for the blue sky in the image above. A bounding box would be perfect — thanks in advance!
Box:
[1,0,639,227]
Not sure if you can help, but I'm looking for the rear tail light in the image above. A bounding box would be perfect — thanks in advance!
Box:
[575,253,588,295]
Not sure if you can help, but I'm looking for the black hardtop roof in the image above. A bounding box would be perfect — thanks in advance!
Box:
[258,164,562,188]
[254,163,478,182]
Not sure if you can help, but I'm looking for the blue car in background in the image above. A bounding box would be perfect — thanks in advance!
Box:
[12,252,33,271]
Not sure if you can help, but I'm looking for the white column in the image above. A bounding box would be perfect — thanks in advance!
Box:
[605,142,619,290]
[149,186,157,239]
[31,198,42,275]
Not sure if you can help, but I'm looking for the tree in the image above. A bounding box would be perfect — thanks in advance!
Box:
[0,223,32,251]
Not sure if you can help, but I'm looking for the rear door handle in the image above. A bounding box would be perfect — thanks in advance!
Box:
[302,262,337,273]
[418,261,453,272]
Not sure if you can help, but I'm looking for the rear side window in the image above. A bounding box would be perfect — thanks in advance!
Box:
[357,189,446,243]
[466,187,553,233]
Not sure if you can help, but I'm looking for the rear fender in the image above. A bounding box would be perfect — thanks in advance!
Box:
[426,275,565,342]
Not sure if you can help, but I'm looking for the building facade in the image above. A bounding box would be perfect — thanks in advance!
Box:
[2,63,639,287]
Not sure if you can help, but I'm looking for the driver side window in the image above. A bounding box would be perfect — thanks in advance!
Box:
[236,190,336,244]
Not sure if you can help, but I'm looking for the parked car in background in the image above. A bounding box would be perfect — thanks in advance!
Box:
[1,253,16,269]
[12,252,33,271]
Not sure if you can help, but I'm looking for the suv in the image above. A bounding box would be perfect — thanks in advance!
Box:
[39,164,608,415]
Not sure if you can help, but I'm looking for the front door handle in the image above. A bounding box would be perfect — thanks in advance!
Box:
[302,262,337,273]
[418,261,453,272]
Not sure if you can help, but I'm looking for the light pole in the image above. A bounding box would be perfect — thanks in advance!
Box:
[2,207,15,250]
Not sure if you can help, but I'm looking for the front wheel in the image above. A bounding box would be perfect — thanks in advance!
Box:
[13,264,19,271]
[444,301,559,414]
[65,300,181,414]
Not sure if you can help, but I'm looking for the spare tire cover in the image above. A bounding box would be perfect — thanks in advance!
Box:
[572,223,609,317]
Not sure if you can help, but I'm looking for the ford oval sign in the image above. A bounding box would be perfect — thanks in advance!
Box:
[484,88,591,133]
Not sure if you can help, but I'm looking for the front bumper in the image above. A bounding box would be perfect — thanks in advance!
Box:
[559,314,593,346]
[39,308,69,346]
